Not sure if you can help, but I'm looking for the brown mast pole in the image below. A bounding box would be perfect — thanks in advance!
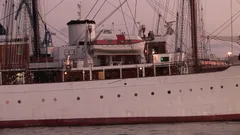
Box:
[32,0,40,60]
[189,0,199,72]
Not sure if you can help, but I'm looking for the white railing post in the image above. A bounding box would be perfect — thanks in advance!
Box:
[137,66,140,78]
[143,65,145,77]
[154,63,156,76]
[169,63,171,75]
[83,70,85,81]
[62,70,65,82]
[120,68,122,79]
[90,65,93,81]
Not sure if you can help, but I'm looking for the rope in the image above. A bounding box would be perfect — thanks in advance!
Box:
[43,0,65,17]
[84,0,99,20]
[92,0,107,20]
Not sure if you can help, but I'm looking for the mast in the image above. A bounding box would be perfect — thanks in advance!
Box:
[32,0,40,59]
[189,0,199,72]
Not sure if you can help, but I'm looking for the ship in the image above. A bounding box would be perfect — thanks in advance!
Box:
[0,0,240,128]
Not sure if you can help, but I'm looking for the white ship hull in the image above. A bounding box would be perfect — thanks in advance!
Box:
[1,66,240,128]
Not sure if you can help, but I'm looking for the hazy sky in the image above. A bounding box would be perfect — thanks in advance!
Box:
[41,0,240,56]
[43,0,240,33]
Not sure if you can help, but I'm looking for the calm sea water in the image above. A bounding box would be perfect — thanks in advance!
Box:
[1,122,240,135]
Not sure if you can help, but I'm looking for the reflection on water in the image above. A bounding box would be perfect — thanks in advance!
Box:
[1,122,240,135]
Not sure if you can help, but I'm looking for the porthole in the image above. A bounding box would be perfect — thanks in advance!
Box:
[210,87,213,90]
[200,88,203,91]
[168,91,171,94]
[236,84,239,87]
[77,97,80,100]
[134,93,138,97]
[221,86,224,89]
[17,100,21,104]
[53,98,57,102]
[5,100,9,104]
[124,83,127,85]
[151,92,155,95]
[117,94,121,98]
[100,95,104,99]
[190,89,193,92]
[42,99,45,102]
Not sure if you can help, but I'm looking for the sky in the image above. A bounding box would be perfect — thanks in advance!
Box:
[42,0,240,33]
[36,0,240,56]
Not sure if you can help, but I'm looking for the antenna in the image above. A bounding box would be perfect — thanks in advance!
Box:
[112,22,114,32]
[77,1,82,20]
[230,0,233,55]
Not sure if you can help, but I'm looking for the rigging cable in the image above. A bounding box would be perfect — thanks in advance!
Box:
[149,0,240,51]
[43,0,65,17]
[38,11,68,44]
[84,0,99,20]
[119,0,130,36]
[92,0,107,20]
[125,0,139,33]
[205,10,240,44]
[37,0,69,40]
[133,0,137,34]
[106,0,133,20]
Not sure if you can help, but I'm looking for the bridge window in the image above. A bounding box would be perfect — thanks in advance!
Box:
[103,30,112,34]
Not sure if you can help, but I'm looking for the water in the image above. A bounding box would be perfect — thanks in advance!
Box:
[1,122,240,135]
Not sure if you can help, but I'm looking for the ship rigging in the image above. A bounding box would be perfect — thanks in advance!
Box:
[0,0,233,85]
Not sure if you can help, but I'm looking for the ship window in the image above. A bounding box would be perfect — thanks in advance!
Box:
[221,86,224,89]
[134,93,138,97]
[53,98,57,102]
[210,87,213,90]
[77,97,80,100]
[117,94,121,98]
[190,89,193,92]
[236,84,239,87]
[151,92,155,95]
[103,30,112,34]
[5,100,9,104]
[200,88,203,91]
[18,100,21,104]
[100,95,104,99]
[124,83,127,85]
[168,91,171,94]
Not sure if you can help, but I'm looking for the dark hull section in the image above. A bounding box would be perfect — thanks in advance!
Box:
[1,114,240,128]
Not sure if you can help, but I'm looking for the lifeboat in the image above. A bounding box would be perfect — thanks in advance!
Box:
[92,30,145,56]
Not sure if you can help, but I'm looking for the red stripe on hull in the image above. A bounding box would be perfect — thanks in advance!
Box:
[95,40,143,45]
[1,114,240,128]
